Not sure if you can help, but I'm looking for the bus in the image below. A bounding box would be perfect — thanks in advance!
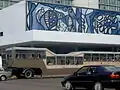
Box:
[1,47,120,78]
[3,47,83,78]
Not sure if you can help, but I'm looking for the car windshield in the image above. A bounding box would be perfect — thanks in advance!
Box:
[104,66,119,72]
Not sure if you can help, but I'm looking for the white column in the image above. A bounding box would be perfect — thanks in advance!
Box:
[0,56,2,68]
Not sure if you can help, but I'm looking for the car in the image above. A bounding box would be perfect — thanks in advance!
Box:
[0,68,12,81]
[61,65,120,90]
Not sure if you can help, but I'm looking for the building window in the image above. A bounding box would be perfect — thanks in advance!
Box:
[38,0,72,5]
[0,0,19,10]
[99,0,120,12]
[0,32,3,36]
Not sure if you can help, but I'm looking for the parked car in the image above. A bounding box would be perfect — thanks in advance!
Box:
[0,68,12,81]
[61,65,120,90]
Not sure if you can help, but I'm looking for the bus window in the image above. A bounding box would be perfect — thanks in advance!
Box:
[91,54,99,61]
[66,56,74,65]
[57,56,65,65]
[75,57,83,65]
[84,53,92,61]
[107,54,114,61]
[115,54,120,61]
[47,56,56,65]
[99,54,106,61]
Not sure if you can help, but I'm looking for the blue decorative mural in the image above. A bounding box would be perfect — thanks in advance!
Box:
[27,1,120,35]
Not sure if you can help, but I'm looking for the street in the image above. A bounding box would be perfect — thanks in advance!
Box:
[0,78,115,90]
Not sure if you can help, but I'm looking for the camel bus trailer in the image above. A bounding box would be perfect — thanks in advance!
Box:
[1,47,120,79]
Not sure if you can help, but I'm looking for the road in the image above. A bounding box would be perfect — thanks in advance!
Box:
[0,78,115,90]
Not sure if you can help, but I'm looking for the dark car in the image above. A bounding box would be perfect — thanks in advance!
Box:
[116,66,120,71]
[61,65,120,90]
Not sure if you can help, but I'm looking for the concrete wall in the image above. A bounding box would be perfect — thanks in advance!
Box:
[72,0,99,9]
[0,1,33,46]
[33,30,120,45]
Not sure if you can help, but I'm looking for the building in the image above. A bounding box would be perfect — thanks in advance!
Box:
[0,0,73,10]
[99,0,120,11]
[1,0,120,12]
[0,1,120,53]
[73,0,120,12]
[0,0,120,69]
[0,0,120,52]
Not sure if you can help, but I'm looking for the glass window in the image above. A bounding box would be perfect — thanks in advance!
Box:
[2,60,7,67]
[109,0,116,5]
[103,65,118,72]
[3,1,9,8]
[106,54,114,61]
[57,56,65,65]
[104,0,108,4]
[75,57,83,65]
[0,1,18,9]
[115,54,120,61]
[99,0,104,4]
[99,54,106,61]
[99,5,107,10]
[88,67,97,74]
[66,56,74,65]
[15,50,46,60]
[99,0,120,11]
[77,66,89,74]
[0,1,3,8]
[91,54,99,61]
[7,54,12,60]
[116,66,120,71]
[0,32,3,36]
[1,54,6,60]
[47,56,56,65]
[84,53,92,61]
[117,0,120,6]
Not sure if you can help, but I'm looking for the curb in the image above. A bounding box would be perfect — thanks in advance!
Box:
[34,75,68,79]
[9,75,68,80]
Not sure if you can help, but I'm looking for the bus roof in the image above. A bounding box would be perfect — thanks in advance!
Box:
[5,47,120,57]
[68,51,120,54]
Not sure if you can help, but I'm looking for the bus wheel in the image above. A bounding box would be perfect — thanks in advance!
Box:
[24,70,33,79]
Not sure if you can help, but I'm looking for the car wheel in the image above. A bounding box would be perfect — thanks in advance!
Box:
[0,75,7,81]
[93,82,103,90]
[65,81,73,90]
[24,70,33,79]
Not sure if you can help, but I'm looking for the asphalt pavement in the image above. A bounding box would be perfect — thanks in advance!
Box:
[0,78,115,90]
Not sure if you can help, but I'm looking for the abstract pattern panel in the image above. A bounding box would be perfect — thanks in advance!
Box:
[27,1,120,35]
